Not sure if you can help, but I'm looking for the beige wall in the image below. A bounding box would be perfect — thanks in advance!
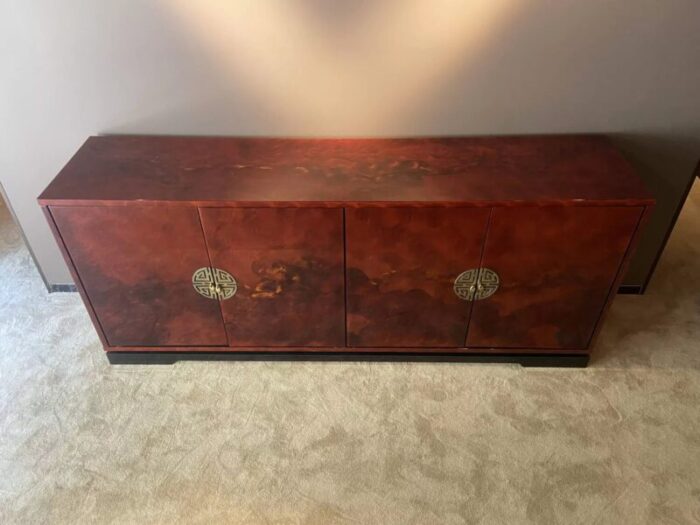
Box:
[1,0,699,287]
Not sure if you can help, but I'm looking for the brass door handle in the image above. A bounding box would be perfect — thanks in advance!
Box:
[454,268,500,301]
[475,268,499,300]
[192,267,238,300]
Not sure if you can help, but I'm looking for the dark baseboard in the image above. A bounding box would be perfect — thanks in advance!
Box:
[48,283,78,293]
[106,351,590,368]
[618,284,644,294]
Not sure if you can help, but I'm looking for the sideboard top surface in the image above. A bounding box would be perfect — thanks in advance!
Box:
[39,135,654,207]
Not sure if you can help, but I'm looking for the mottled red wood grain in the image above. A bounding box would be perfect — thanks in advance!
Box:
[199,208,345,346]
[39,135,654,207]
[39,135,655,360]
[346,208,490,347]
[466,206,643,349]
[50,206,228,346]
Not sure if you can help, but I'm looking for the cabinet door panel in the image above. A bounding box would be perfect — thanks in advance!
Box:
[51,206,228,347]
[346,208,490,347]
[466,207,642,349]
[199,208,345,347]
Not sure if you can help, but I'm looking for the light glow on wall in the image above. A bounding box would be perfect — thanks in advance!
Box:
[164,0,523,133]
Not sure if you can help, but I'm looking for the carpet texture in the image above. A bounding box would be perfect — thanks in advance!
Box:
[1,186,699,524]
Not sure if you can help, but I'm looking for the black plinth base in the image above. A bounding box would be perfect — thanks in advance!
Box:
[106,351,589,368]
[618,284,644,294]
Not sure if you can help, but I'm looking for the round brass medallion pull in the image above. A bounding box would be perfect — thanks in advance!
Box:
[192,267,237,300]
[454,268,479,301]
[475,268,499,300]
[454,268,499,301]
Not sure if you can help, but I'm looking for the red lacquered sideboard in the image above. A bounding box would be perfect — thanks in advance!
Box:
[38,135,655,366]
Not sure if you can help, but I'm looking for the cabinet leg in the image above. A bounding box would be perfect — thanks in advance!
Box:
[107,352,177,365]
[517,354,589,368]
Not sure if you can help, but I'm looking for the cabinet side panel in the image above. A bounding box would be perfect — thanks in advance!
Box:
[467,206,643,349]
[199,208,345,347]
[588,205,652,348]
[346,208,490,347]
[50,206,228,347]
[43,206,109,349]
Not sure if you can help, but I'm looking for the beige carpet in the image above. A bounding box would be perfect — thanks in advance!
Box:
[1,185,699,525]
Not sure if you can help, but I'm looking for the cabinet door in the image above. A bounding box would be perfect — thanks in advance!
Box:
[199,208,345,347]
[466,207,642,349]
[50,206,228,347]
[346,208,490,347]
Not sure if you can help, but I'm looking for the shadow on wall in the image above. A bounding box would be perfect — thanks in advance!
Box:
[6,0,698,288]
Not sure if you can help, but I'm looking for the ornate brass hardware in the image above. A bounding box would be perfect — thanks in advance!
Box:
[454,268,500,301]
[453,268,479,300]
[474,268,499,300]
[192,267,237,300]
